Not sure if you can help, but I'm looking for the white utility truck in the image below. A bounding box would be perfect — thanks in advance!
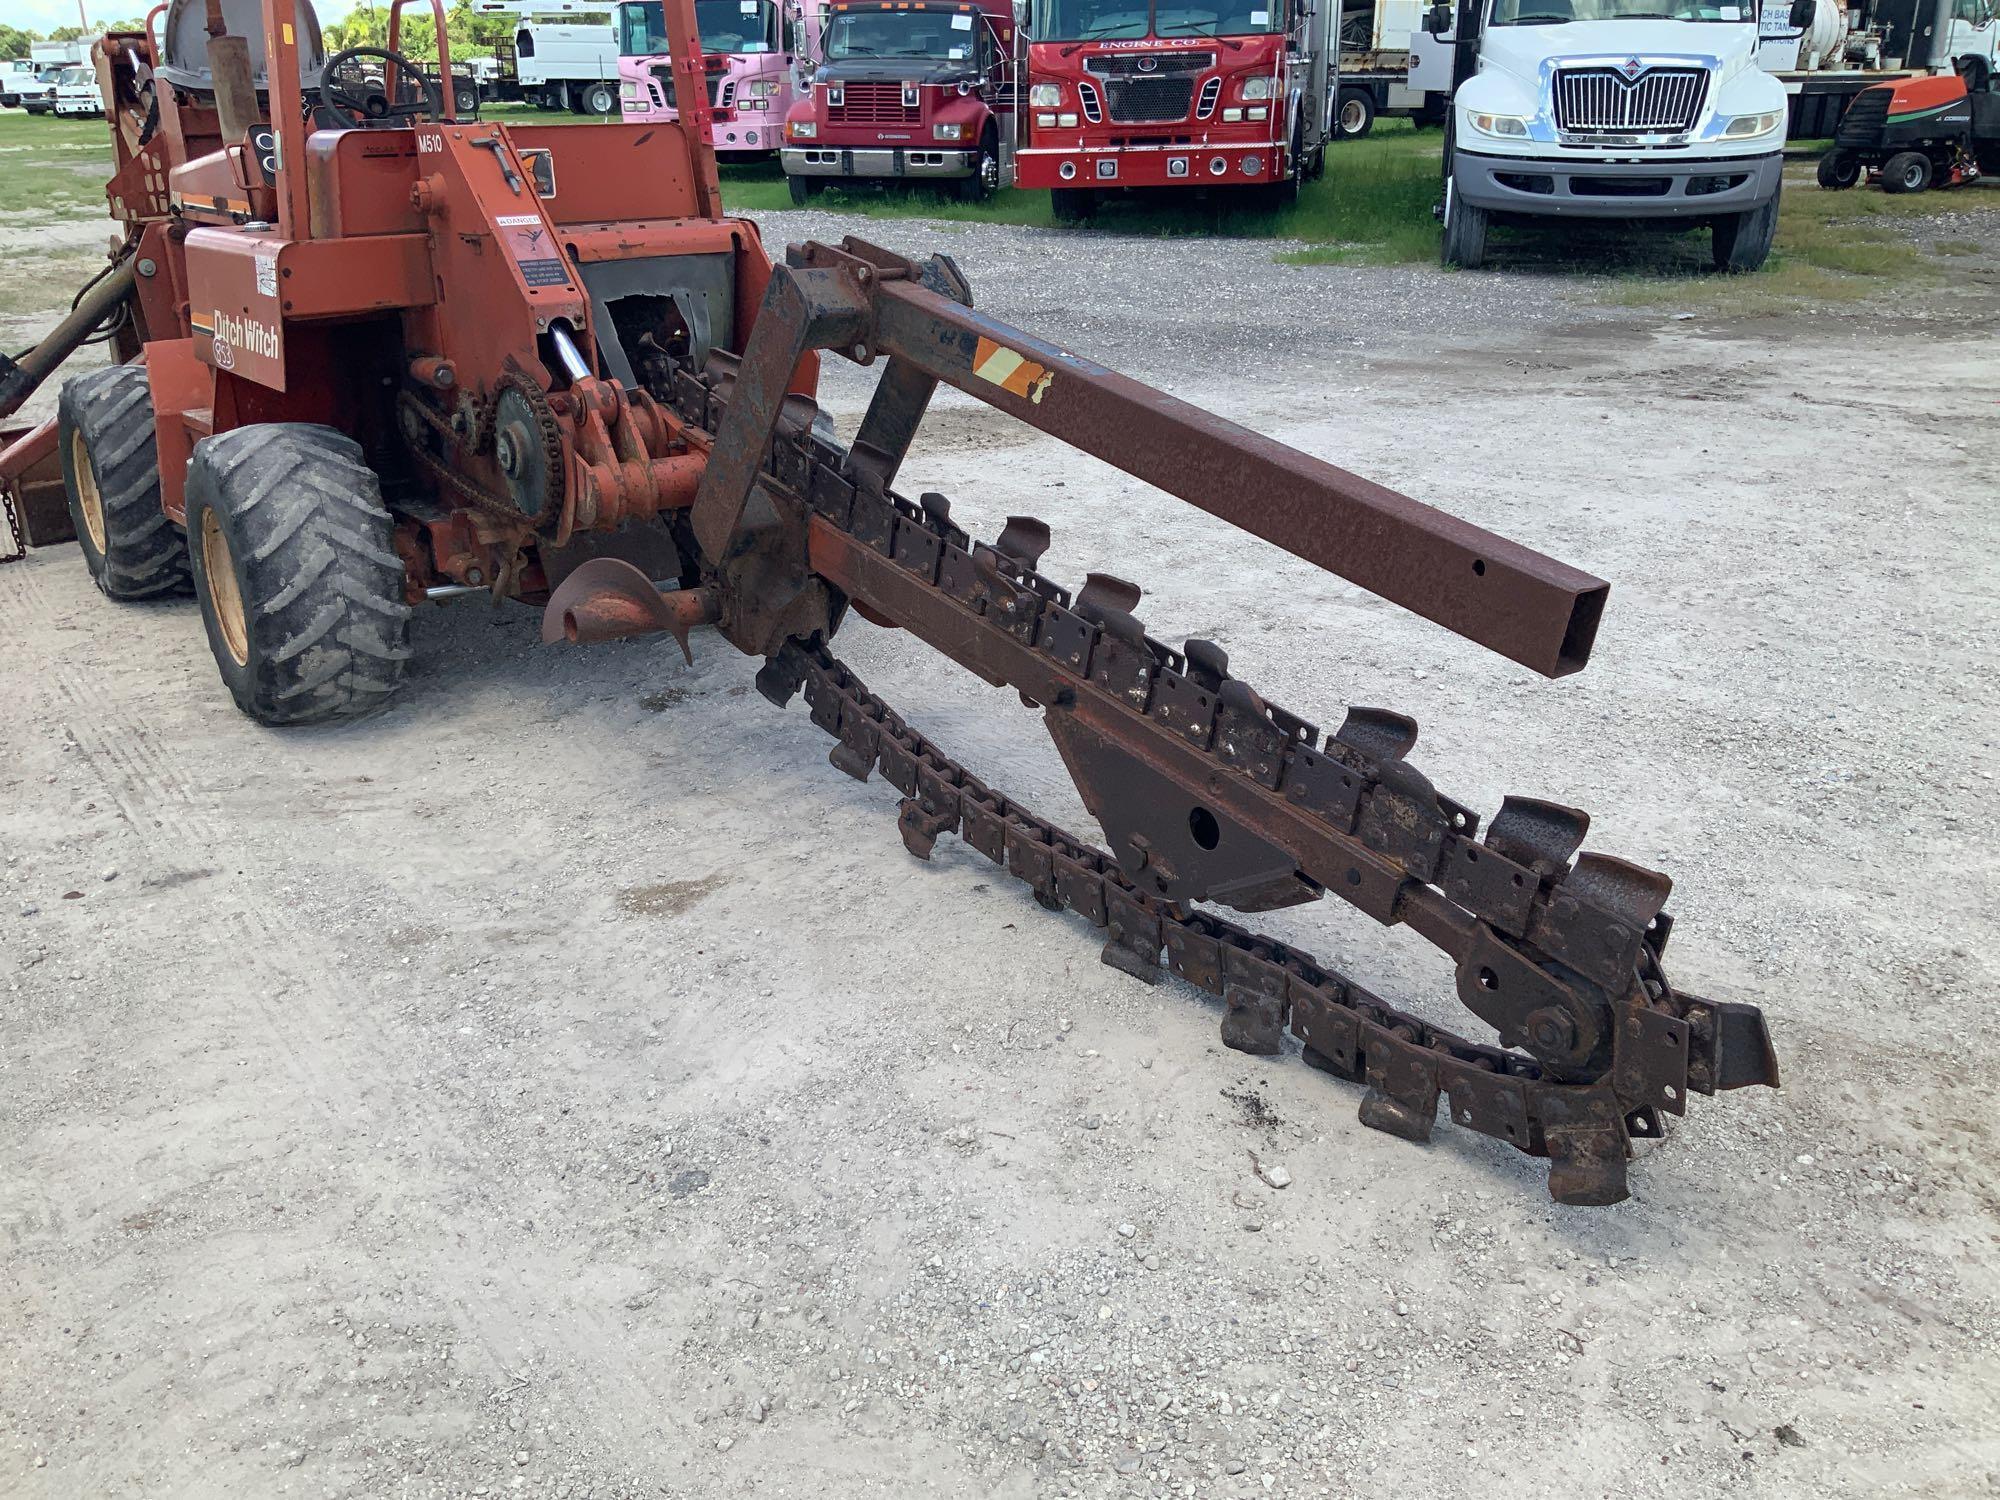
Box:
[475,0,623,112]
[1415,0,1803,270]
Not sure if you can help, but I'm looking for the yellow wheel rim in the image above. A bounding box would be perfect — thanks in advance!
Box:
[70,429,107,554]
[200,508,250,667]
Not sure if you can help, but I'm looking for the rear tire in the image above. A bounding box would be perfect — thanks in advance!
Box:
[1050,186,1096,223]
[1880,150,1932,193]
[185,425,411,726]
[1711,187,1779,273]
[1815,148,1860,189]
[56,364,190,601]
[577,81,617,116]
[1338,87,1375,140]
[1439,172,1488,269]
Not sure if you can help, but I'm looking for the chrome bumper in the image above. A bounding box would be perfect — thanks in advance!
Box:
[783,146,975,180]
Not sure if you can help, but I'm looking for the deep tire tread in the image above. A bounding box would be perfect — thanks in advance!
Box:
[57,364,191,600]
[185,424,412,726]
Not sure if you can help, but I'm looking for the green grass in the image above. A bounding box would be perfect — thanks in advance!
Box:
[0,108,117,221]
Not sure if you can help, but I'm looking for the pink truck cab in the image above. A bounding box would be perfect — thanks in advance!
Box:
[617,0,812,158]
[781,0,1019,202]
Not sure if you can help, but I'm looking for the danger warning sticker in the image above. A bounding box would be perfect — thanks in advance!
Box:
[971,336,1053,404]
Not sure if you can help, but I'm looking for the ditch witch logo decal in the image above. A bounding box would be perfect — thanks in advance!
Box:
[191,309,282,369]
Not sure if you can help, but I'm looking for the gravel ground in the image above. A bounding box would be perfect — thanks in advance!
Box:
[3,202,1998,1500]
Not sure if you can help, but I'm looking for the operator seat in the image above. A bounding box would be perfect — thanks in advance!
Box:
[155,0,326,93]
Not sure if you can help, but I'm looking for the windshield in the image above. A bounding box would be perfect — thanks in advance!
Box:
[59,66,91,84]
[824,9,981,60]
[1489,0,1750,23]
[618,0,774,55]
[1032,0,1282,41]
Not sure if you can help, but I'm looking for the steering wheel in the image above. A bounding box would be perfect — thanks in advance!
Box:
[318,47,445,127]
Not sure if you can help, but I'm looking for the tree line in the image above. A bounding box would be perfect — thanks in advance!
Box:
[2,2,520,66]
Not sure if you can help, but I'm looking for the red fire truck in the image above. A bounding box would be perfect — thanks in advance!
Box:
[781,0,1020,202]
[1015,0,1334,219]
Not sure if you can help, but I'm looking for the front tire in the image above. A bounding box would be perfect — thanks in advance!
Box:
[787,173,821,205]
[1439,172,1488,269]
[57,364,190,600]
[185,425,411,726]
[576,81,617,116]
[1880,150,1932,194]
[1711,188,1779,273]
[1050,186,1096,223]
[1815,149,1860,189]
[957,129,1000,202]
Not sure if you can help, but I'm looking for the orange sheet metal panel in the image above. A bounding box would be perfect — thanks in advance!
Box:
[144,337,211,522]
[184,231,434,392]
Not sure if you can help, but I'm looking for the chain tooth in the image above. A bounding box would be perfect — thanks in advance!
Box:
[1184,639,1229,690]
[1332,706,1419,763]
[1565,851,1673,929]
[1075,572,1142,618]
[1484,795,1591,879]
[995,515,1051,568]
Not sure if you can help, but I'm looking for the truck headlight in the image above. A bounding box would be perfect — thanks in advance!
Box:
[1469,111,1530,138]
[789,119,816,138]
[1029,82,1062,108]
[1721,111,1782,139]
[621,83,638,99]
[745,79,778,101]
[934,122,965,140]
[1239,76,1273,101]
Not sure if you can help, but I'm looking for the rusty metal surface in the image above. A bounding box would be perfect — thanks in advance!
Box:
[0,419,70,563]
[635,268,1780,1205]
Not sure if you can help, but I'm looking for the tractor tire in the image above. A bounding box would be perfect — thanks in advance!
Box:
[1439,174,1488,269]
[787,173,821,205]
[1815,149,1860,189]
[184,424,411,726]
[1338,87,1375,140]
[56,364,190,601]
[1050,187,1096,223]
[1711,187,1779,273]
[577,81,617,116]
[1881,150,1932,193]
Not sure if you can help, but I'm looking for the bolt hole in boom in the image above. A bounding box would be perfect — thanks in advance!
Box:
[1188,805,1221,851]
[1472,558,1486,575]
[1477,966,1499,990]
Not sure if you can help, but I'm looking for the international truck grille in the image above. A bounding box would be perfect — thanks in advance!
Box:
[1103,75,1195,124]
[1552,66,1707,135]
[1834,86,1888,146]
[829,81,920,124]
[650,65,728,108]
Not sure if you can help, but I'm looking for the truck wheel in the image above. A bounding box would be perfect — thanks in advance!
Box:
[1880,150,1932,193]
[184,425,411,726]
[1815,149,1859,189]
[787,174,822,205]
[1439,178,1488,269]
[452,80,479,116]
[577,81,617,116]
[1338,88,1375,140]
[957,131,1000,202]
[1710,188,1779,273]
[57,364,190,601]
[1050,187,1096,223]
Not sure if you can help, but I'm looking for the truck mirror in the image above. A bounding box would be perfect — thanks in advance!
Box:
[1786,0,1814,27]
[1421,2,1453,32]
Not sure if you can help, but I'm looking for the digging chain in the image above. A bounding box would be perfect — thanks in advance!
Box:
[665,364,1774,1204]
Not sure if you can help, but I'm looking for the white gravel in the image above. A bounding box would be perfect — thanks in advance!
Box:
[3,204,1997,1500]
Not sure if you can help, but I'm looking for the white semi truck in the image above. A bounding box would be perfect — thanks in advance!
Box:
[1415,0,1802,271]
